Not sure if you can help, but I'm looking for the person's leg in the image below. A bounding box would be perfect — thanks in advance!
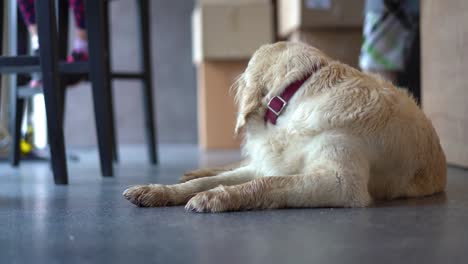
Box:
[359,0,419,85]
[66,0,89,86]
[69,0,88,57]
[17,0,37,44]
[17,0,41,87]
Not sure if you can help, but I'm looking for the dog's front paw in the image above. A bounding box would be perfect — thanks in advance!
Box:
[185,186,236,213]
[123,184,176,207]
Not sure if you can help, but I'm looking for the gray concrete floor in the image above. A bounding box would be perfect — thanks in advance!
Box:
[1,144,468,264]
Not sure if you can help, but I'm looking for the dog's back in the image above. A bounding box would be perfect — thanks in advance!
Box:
[243,58,447,201]
[318,64,447,200]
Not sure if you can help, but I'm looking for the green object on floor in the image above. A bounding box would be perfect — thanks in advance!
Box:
[20,124,34,155]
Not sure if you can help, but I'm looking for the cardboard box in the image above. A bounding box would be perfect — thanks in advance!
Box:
[192,0,273,63]
[197,61,248,149]
[278,0,365,37]
[289,29,362,68]
[421,0,468,167]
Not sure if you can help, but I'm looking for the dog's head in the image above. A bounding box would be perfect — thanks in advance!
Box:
[233,41,331,133]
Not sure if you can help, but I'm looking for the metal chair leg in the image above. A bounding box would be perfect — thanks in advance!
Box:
[103,0,119,162]
[0,0,3,102]
[9,97,24,166]
[137,0,158,164]
[58,0,69,125]
[84,0,114,177]
[36,0,68,185]
[0,0,3,50]
[8,0,20,167]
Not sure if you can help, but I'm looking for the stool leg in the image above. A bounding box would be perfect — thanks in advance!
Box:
[137,0,158,164]
[103,0,119,162]
[0,0,3,96]
[0,0,2,49]
[8,0,21,167]
[9,97,24,166]
[84,0,114,177]
[58,0,69,125]
[36,0,68,185]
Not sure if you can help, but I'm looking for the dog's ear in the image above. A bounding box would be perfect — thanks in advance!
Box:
[232,74,262,135]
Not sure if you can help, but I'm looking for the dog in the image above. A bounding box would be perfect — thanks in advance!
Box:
[123,42,446,212]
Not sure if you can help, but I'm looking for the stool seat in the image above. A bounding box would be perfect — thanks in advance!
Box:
[0,0,158,184]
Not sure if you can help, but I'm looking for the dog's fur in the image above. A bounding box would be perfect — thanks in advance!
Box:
[123,42,446,212]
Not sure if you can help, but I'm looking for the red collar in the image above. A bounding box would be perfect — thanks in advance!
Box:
[264,72,313,125]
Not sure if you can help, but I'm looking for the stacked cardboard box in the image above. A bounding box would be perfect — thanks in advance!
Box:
[278,0,364,68]
[192,0,273,149]
[421,0,468,167]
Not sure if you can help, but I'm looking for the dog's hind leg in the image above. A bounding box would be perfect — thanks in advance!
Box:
[123,167,257,207]
[186,170,371,213]
[186,147,372,212]
[179,160,245,183]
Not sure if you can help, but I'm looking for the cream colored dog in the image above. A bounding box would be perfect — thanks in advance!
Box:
[123,42,446,212]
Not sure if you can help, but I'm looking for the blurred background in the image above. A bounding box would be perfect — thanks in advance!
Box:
[62,0,198,146]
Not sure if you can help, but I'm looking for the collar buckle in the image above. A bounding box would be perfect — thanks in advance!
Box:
[267,96,287,116]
